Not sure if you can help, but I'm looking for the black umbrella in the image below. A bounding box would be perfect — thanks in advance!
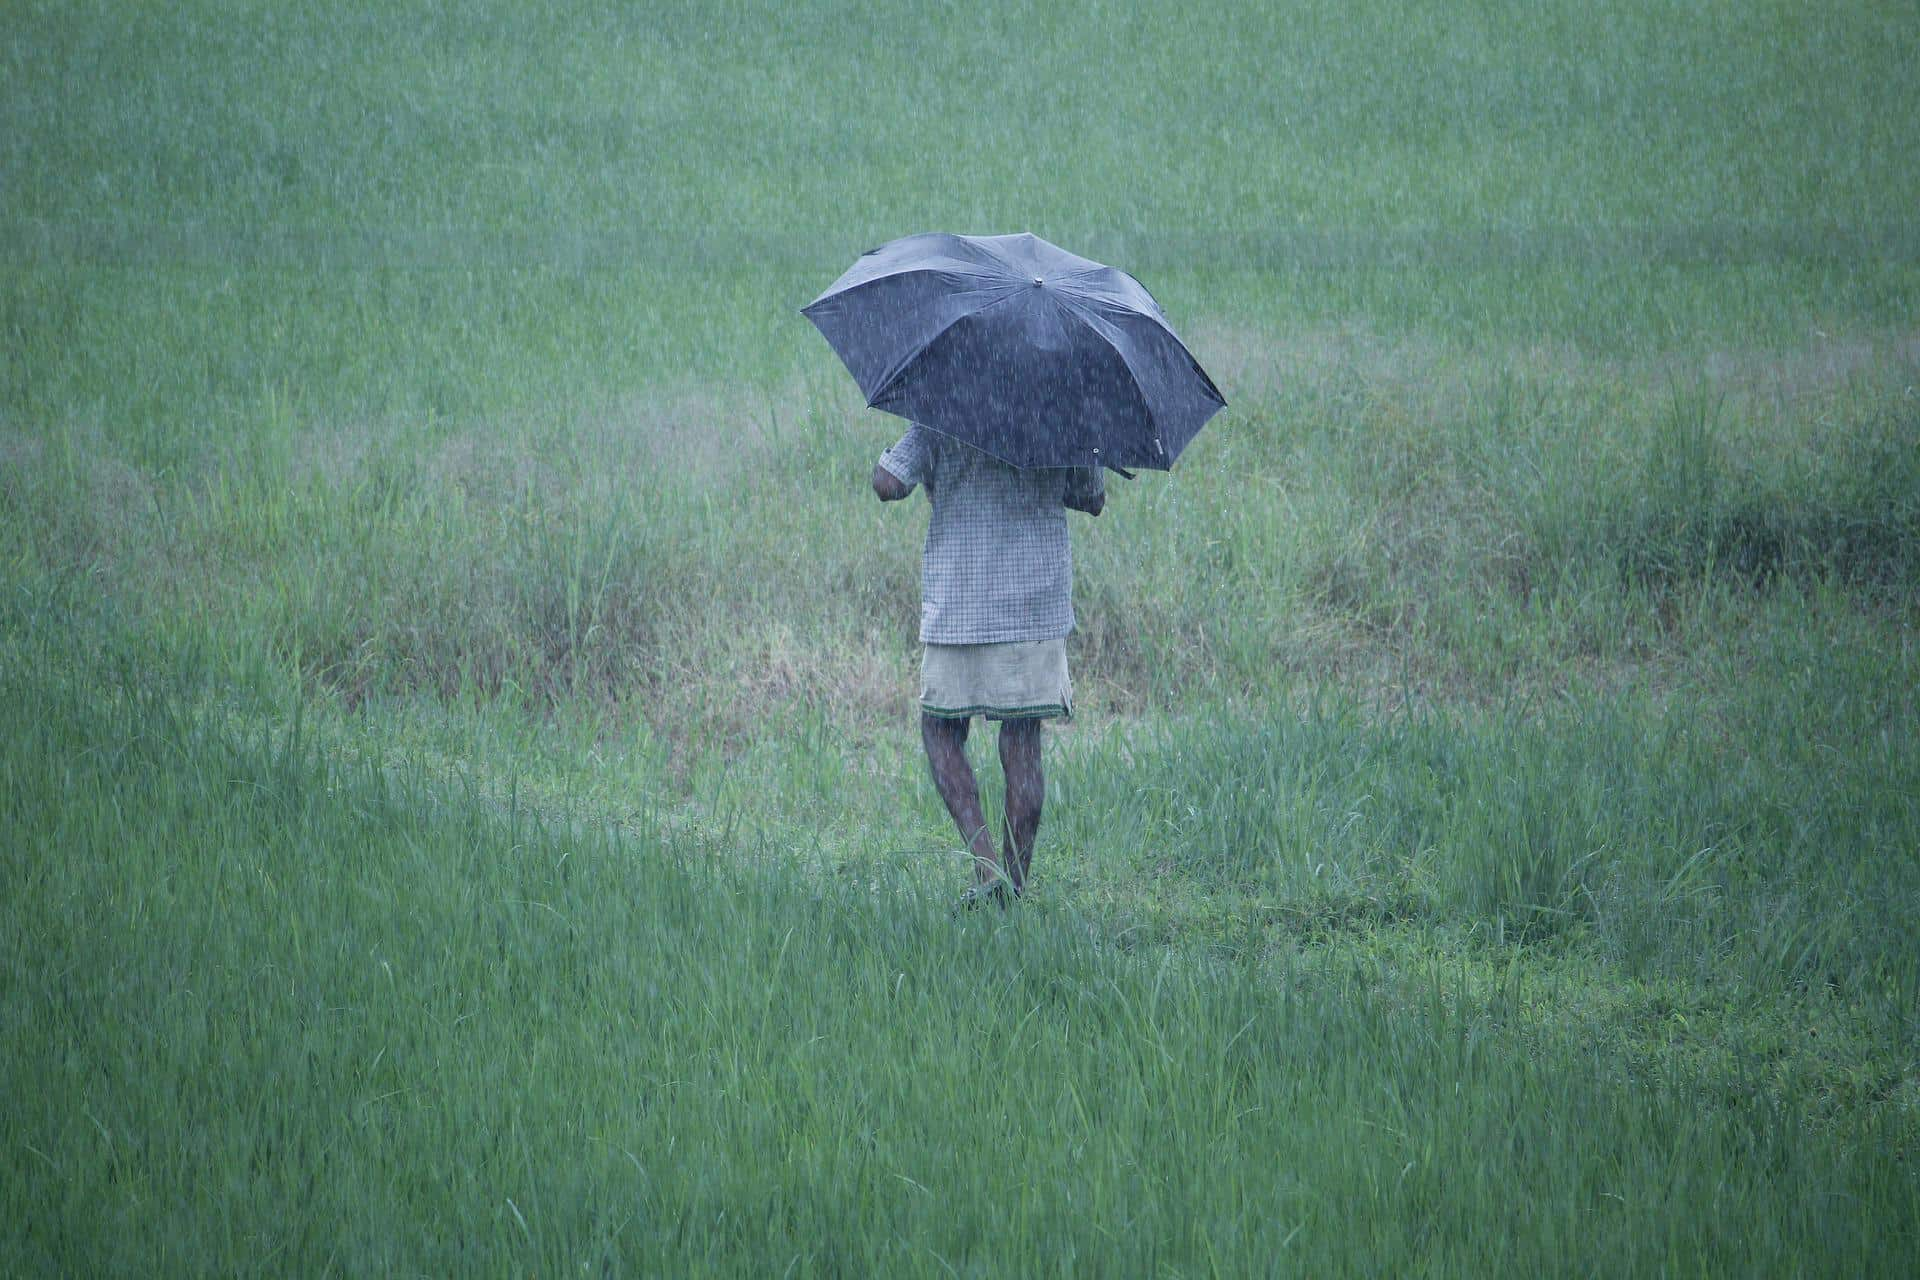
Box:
[801,231,1225,471]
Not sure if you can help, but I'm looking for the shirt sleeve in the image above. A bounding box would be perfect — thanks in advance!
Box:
[1064,465,1105,506]
[877,424,935,491]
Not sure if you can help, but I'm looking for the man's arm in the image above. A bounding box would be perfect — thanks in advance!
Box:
[872,462,912,502]
[874,426,933,502]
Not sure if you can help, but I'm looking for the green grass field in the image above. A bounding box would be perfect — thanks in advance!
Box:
[5,0,1918,1272]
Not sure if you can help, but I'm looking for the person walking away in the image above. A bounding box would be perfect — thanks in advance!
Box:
[871,422,1105,908]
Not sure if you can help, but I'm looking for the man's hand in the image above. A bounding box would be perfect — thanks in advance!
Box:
[872,462,912,502]
[1063,464,1104,517]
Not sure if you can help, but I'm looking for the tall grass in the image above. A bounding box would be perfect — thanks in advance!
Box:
[5,0,1919,1271]
[3,616,1914,1273]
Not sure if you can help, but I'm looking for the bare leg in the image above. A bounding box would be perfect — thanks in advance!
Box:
[998,717,1044,894]
[921,712,1002,884]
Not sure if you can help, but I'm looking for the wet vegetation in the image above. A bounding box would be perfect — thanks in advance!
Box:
[4,0,1918,1272]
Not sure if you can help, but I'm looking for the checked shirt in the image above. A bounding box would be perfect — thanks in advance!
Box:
[878,424,1105,645]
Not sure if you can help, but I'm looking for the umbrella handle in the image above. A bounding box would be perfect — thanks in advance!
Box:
[1109,466,1137,481]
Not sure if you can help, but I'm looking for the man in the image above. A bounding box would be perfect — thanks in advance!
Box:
[872,422,1105,908]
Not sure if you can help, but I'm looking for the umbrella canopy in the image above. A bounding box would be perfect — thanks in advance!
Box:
[801,231,1225,471]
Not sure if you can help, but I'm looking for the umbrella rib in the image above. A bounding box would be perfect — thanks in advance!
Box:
[1070,304,1227,427]
[801,254,1004,312]
[862,283,1032,408]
